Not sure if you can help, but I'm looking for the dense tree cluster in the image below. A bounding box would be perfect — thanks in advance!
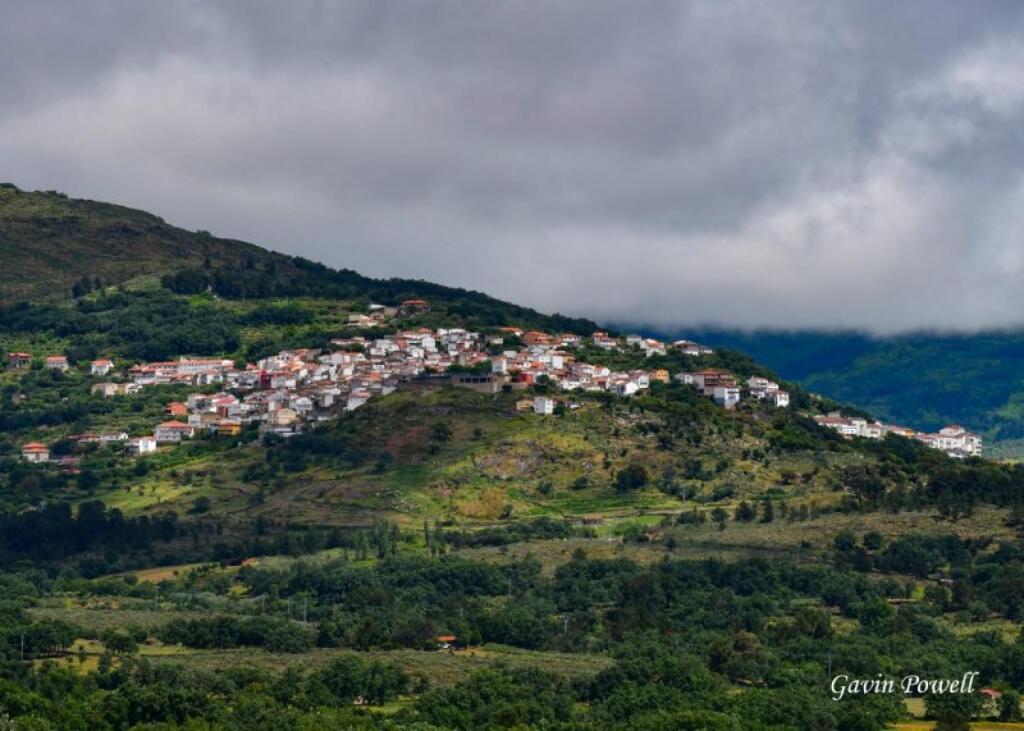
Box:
[0,291,239,361]
[3,542,1024,728]
[157,615,316,653]
[0,501,178,560]
[161,259,597,333]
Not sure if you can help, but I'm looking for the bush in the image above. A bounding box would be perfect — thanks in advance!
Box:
[616,464,649,493]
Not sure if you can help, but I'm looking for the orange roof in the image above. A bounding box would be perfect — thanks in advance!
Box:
[22,442,48,451]
[157,421,192,429]
[436,635,457,643]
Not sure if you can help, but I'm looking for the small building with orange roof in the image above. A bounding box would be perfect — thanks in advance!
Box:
[21,442,50,463]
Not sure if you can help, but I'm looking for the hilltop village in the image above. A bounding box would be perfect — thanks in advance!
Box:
[812,413,982,459]
[9,308,981,464]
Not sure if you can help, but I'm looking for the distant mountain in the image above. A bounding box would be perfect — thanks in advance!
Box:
[0,183,595,333]
[675,328,1024,442]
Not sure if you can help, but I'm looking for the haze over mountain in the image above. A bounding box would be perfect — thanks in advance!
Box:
[6,1,1024,333]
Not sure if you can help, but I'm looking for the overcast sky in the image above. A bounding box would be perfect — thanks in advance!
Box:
[5,1,1024,333]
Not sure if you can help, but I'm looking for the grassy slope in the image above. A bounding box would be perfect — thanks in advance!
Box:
[0,185,270,302]
[50,386,876,533]
[0,185,597,334]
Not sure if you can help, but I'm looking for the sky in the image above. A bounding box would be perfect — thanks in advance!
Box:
[4,1,1024,334]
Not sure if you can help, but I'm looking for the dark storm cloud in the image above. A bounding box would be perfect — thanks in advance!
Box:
[4,1,1024,332]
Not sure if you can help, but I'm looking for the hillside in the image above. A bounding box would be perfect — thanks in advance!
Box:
[0,183,273,302]
[673,328,1024,449]
[2,333,1012,571]
[4,190,1024,730]
[0,183,595,334]
[0,186,1015,557]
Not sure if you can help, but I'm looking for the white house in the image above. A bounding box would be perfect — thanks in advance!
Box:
[673,340,714,356]
[92,382,139,397]
[747,377,789,408]
[155,421,195,442]
[641,339,667,356]
[712,385,741,408]
[127,436,157,455]
[534,397,555,415]
[931,425,983,458]
[21,442,50,463]
[815,413,884,439]
[346,390,371,411]
[291,396,314,414]
[45,355,68,371]
[816,415,861,437]
[611,381,640,397]
[629,371,650,389]
[747,376,778,393]
[90,359,113,376]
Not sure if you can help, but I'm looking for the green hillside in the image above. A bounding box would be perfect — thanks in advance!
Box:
[0,183,271,302]
[0,183,595,333]
[0,186,1016,562]
[1,328,1013,570]
[4,189,1024,730]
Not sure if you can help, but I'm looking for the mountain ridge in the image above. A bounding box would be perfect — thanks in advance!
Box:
[0,183,596,335]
